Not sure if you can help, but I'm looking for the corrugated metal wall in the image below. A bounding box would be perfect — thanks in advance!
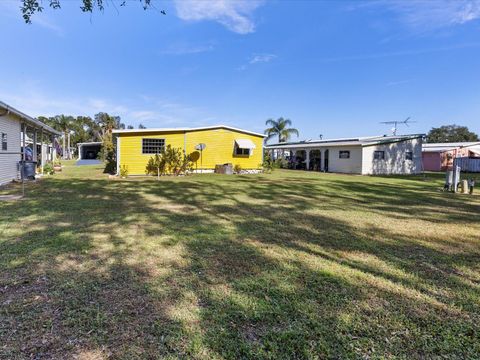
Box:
[455,157,480,172]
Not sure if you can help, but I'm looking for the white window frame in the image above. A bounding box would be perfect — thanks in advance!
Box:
[373,150,385,160]
[1,133,7,151]
[142,138,165,154]
[235,147,251,156]
[339,150,350,159]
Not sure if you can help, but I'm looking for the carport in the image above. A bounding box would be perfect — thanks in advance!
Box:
[78,142,102,160]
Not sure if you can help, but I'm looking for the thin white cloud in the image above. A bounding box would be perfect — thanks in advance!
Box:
[0,1,64,36]
[249,53,277,64]
[174,0,264,34]
[0,87,216,128]
[31,15,64,36]
[318,42,480,63]
[130,110,158,121]
[365,0,480,31]
[86,99,128,114]
[160,43,214,55]
[238,52,277,70]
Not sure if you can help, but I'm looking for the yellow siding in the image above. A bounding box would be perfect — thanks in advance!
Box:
[119,131,184,175]
[119,128,264,175]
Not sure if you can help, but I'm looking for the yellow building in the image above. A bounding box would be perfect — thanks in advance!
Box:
[113,125,265,175]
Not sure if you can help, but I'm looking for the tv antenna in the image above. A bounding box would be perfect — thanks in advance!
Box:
[380,117,416,136]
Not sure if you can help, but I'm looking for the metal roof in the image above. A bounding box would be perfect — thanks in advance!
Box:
[0,101,62,136]
[113,125,266,138]
[235,138,256,149]
[77,142,102,146]
[265,134,424,149]
[422,142,480,152]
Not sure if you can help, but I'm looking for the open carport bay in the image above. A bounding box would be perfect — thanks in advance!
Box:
[78,142,102,160]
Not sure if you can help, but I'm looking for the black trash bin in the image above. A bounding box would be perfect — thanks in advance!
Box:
[19,161,37,180]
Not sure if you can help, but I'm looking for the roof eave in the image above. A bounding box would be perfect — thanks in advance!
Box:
[77,142,102,146]
[0,101,62,136]
[266,134,425,149]
[265,142,363,149]
[361,134,425,147]
[113,125,266,138]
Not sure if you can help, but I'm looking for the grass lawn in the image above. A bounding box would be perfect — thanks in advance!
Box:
[1,164,479,359]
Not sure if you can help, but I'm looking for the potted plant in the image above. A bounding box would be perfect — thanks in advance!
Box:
[53,161,62,172]
[120,165,129,179]
[43,162,55,175]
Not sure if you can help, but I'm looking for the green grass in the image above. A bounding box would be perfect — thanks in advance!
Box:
[1,164,479,359]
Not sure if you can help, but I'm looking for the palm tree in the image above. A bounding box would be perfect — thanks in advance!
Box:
[93,112,126,174]
[45,115,75,160]
[93,112,125,141]
[264,117,299,143]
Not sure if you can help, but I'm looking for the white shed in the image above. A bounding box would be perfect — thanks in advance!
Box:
[0,101,61,185]
[265,134,424,175]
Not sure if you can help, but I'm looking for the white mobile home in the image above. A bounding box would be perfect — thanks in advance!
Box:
[265,134,424,175]
[0,101,61,185]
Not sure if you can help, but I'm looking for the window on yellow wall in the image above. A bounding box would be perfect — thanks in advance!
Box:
[235,147,250,156]
[142,138,165,154]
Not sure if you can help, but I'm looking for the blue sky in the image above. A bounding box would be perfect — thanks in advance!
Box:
[1,0,480,141]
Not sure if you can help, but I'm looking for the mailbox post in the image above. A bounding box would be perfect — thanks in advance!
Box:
[195,143,206,174]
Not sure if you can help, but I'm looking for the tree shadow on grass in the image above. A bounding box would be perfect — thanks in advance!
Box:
[0,179,195,358]
[174,210,479,358]
[136,174,480,357]
[0,172,479,358]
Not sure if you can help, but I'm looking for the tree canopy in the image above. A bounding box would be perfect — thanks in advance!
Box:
[20,0,157,23]
[264,117,300,143]
[39,114,145,149]
[426,125,479,143]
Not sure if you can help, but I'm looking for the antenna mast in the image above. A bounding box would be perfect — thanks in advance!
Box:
[380,117,416,135]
